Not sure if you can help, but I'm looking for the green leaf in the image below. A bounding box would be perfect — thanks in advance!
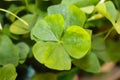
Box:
[95,1,120,34]
[0,64,17,80]
[0,34,19,66]
[61,0,99,7]
[114,15,120,34]
[32,14,91,70]
[80,5,95,14]
[96,1,116,23]
[105,39,120,62]
[92,36,111,62]
[10,14,38,35]
[33,41,71,70]
[45,14,64,40]
[2,24,19,40]
[62,26,91,59]
[32,73,57,80]
[48,4,86,28]
[16,42,29,64]
[57,68,79,80]
[31,14,64,41]
[73,52,100,73]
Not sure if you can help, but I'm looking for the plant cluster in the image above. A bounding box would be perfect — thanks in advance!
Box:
[0,0,120,80]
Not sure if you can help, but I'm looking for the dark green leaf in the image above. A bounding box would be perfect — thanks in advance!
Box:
[32,73,57,80]
[105,39,120,62]
[0,34,19,66]
[0,64,17,80]
[73,52,100,73]
[92,36,111,62]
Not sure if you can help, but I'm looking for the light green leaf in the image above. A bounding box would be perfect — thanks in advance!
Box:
[73,52,100,73]
[114,15,120,34]
[31,14,64,41]
[10,14,38,34]
[80,5,95,14]
[16,42,29,64]
[96,1,117,23]
[0,64,17,80]
[48,4,86,28]
[33,41,71,70]
[45,14,64,39]
[95,1,120,34]
[0,34,19,66]
[62,26,91,59]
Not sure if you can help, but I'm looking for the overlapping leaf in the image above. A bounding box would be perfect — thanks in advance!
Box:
[10,14,38,34]
[48,4,86,28]
[31,14,91,70]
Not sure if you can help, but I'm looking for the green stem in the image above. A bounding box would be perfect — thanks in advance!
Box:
[25,0,29,10]
[104,27,114,40]
[0,8,28,26]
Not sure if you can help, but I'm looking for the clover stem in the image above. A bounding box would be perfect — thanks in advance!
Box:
[58,40,63,44]
[0,8,29,26]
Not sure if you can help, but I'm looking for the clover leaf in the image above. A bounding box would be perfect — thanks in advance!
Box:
[0,34,19,66]
[48,4,86,28]
[31,14,91,70]
[96,1,120,34]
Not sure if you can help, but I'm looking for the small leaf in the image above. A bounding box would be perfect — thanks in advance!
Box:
[114,15,120,34]
[48,4,86,28]
[62,26,91,59]
[10,14,38,34]
[33,41,71,70]
[0,34,19,66]
[73,52,100,73]
[16,42,29,64]
[0,64,17,80]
